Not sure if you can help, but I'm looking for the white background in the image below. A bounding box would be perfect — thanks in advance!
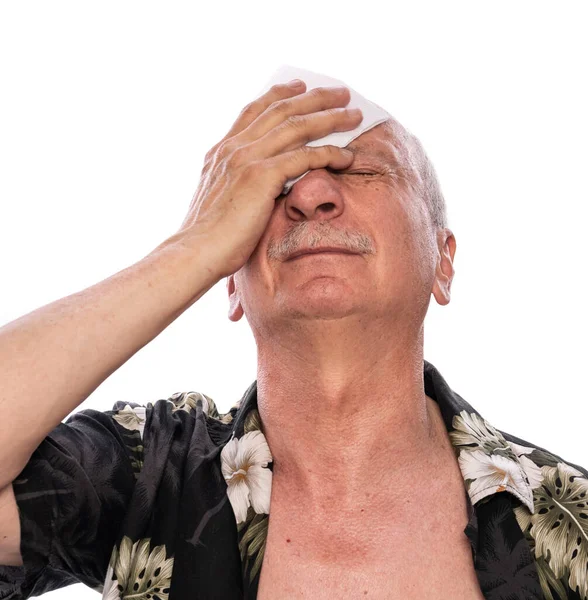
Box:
[1,1,586,597]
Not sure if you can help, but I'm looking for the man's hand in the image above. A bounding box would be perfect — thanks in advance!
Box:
[174,81,363,280]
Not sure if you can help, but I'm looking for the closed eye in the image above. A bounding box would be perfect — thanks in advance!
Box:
[328,168,379,176]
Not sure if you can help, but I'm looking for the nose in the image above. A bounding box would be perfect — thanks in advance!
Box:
[282,169,345,223]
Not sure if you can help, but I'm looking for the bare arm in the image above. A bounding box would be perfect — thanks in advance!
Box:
[0,80,360,572]
[0,484,22,566]
[0,235,218,489]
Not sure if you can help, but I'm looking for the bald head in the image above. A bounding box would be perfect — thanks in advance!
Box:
[379,117,448,232]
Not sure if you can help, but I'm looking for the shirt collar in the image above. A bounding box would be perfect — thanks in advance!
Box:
[423,360,535,514]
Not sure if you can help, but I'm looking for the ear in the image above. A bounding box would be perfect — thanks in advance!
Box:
[227,274,244,322]
[431,229,457,306]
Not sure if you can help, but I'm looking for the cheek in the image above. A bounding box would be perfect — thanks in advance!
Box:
[374,195,432,277]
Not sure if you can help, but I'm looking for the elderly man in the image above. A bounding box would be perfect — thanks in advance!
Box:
[0,71,586,600]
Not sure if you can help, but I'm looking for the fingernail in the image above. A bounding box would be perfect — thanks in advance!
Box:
[287,79,304,87]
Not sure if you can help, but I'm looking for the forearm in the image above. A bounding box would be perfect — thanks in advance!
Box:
[0,234,219,488]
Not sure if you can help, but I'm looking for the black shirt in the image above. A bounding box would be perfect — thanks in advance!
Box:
[1,360,587,599]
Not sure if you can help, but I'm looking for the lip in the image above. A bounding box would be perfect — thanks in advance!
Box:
[286,248,359,261]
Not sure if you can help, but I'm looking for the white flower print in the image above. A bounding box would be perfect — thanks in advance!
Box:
[112,404,146,439]
[102,536,173,600]
[507,440,544,490]
[450,411,536,512]
[508,441,535,457]
[168,391,209,415]
[221,430,273,525]
[450,410,511,455]
[458,449,534,510]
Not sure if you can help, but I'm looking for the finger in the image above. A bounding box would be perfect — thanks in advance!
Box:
[259,145,355,198]
[223,80,307,141]
[234,86,352,148]
[240,106,363,161]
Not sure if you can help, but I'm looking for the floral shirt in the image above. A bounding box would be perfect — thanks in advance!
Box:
[1,359,587,600]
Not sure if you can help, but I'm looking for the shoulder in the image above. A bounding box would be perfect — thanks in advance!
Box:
[496,426,588,599]
[107,390,240,439]
[497,426,588,482]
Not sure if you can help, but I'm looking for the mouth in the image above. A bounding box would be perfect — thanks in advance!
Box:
[286,249,360,261]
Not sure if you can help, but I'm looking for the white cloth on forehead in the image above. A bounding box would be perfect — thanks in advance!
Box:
[256,65,392,196]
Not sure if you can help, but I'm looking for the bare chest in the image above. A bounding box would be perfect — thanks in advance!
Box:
[257,495,485,599]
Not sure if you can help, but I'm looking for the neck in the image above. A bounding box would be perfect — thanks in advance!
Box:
[255,320,450,510]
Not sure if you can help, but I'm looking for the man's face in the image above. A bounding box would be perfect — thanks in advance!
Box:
[227,119,452,332]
